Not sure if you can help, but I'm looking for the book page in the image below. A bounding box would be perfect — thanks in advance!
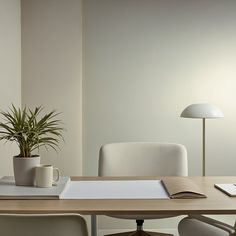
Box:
[162,177,206,199]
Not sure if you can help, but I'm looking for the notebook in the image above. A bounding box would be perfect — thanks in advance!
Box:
[162,177,206,199]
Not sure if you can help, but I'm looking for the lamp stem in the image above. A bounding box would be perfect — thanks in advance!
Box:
[202,118,206,176]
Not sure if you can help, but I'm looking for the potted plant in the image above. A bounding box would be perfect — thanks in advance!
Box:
[0,105,64,186]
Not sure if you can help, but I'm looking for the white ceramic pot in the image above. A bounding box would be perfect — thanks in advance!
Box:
[13,156,40,186]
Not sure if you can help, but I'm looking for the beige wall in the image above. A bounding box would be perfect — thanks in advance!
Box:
[83,0,236,231]
[0,0,21,175]
[83,0,236,176]
[21,0,83,176]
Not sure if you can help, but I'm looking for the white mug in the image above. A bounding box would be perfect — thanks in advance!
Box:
[35,164,60,188]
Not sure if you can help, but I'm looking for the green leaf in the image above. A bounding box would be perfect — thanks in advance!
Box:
[0,105,64,157]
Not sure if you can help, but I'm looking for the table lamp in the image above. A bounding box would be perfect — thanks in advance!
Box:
[180,103,223,176]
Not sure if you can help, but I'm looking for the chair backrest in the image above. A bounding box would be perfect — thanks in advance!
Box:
[0,214,88,236]
[99,142,188,176]
[178,216,234,236]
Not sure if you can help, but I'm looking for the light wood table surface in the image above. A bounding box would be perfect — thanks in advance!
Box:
[0,176,236,215]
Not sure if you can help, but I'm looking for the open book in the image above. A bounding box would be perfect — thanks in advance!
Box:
[162,177,206,199]
[0,176,70,199]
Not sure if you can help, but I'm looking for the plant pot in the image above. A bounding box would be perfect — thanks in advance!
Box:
[13,156,40,186]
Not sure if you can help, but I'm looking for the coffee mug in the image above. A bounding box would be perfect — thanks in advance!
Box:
[35,164,60,188]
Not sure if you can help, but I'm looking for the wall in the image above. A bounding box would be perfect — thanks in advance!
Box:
[84,0,236,177]
[83,0,236,232]
[0,0,21,175]
[21,0,83,176]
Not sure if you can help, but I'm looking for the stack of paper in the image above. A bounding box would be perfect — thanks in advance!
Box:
[0,176,70,199]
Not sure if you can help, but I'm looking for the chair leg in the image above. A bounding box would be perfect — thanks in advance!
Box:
[136,220,173,236]
[104,220,173,236]
[104,231,173,236]
[141,231,173,236]
[104,231,137,236]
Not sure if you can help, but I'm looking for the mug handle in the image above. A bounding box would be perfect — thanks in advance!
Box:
[53,167,60,183]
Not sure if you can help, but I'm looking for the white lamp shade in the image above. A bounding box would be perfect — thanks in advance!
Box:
[181,103,224,119]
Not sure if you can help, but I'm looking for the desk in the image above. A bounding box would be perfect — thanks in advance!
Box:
[0,176,236,215]
[0,176,236,236]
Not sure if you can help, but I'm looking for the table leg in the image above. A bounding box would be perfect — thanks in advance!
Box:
[91,214,97,236]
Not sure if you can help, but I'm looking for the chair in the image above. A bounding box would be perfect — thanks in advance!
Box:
[178,215,236,236]
[98,142,188,236]
[0,214,88,236]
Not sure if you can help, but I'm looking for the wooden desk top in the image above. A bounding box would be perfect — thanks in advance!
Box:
[1,176,236,215]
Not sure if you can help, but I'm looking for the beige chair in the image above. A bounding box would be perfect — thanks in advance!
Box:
[178,215,236,236]
[0,214,88,236]
[98,142,188,236]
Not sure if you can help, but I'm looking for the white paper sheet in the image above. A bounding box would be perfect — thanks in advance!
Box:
[215,183,236,196]
[62,180,170,199]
